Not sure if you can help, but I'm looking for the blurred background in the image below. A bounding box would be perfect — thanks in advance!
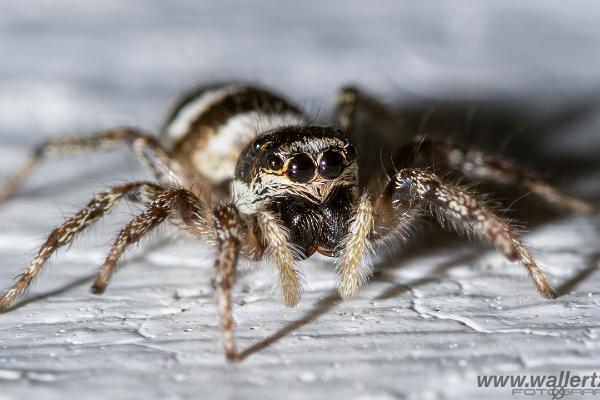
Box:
[2,0,599,201]
[1,1,600,399]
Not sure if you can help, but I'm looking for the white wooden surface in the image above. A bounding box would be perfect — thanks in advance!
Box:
[1,2,599,399]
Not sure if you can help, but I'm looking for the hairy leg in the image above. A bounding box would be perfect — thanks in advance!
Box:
[87,186,246,360]
[92,189,206,294]
[334,86,594,215]
[334,86,401,140]
[0,181,162,311]
[334,86,360,135]
[0,127,181,203]
[212,204,243,360]
[408,138,596,215]
[91,188,193,293]
[336,193,375,300]
[385,168,557,298]
[257,211,303,306]
[334,85,411,194]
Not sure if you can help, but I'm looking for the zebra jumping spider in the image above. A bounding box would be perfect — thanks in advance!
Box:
[0,83,596,361]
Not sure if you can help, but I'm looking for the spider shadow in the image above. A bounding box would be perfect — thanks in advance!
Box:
[3,272,98,313]
[2,237,172,313]
[373,246,483,301]
[556,252,600,296]
[16,157,135,201]
[391,94,600,175]
[237,290,340,361]
[359,94,600,225]
[238,230,600,360]
[237,229,480,361]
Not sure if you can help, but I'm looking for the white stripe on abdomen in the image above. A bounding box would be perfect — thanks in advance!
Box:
[193,111,306,183]
[164,85,243,143]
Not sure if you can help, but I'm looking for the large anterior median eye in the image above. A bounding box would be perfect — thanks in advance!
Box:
[287,153,315,182]
[318,150,345,179]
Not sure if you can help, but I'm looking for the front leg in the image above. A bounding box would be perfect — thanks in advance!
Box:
[87,187,247,361]
[256,212,303,306]
[212,204,242,360]
[383,168,557,298]
[336,193,374,300]
[335,191,416,300]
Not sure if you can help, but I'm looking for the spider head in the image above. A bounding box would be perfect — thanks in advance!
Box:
[233,126,358,213]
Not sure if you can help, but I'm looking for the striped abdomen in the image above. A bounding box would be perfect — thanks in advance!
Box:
[161,83,307,184]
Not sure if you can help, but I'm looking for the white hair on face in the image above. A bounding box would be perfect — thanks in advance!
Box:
[231,163,358,215]
[279,137,347,158]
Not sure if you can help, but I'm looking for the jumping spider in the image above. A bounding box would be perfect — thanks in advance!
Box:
[0,83,596,361]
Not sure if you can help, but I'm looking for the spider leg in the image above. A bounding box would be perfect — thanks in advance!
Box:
[334,86,360,135]
[0,127,182,203]
[0,181,162,311]
[90,187,246,360]
[336,193,375,300]
[212,203,243,360]
[335,86,594,215]
[334,191,417,300]
[256,211,303,306]
[423,139,596,215]
[334,85,410,193]
[90,188,191,294]
[384,168,557,298]
[334,86,402,140]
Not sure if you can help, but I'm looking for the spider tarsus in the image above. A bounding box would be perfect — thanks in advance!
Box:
[256,212,304,306]
[0,290,17,312]
[90,283,106,295]
[337,285,359,302]
[225,350,241,363]
[0,154,37,204]
[337,273,365,301]
[543,286,559,300]
[283,291,302,307]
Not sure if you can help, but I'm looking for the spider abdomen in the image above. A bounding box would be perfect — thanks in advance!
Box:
[161,83,306,184]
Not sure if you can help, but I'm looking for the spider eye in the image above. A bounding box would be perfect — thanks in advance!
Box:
[268,155,284,171]
[318,150,345,179]
[345,144,356,162]
[287,153,315,182]
[253,137,270,151]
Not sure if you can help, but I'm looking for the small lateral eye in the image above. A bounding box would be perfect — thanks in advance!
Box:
[268,155,284,171]
[287,153,315,182]
[345,144,356,161]
[319,150,345,179]
[253,137,270,151]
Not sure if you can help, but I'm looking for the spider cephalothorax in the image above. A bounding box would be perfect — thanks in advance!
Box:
[233,126,359,258]
[0,82,596,361]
